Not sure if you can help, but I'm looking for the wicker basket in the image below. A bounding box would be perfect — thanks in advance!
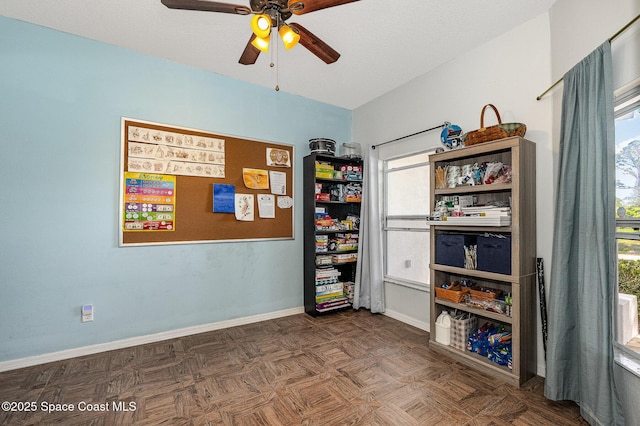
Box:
[463,104,526,146]
[469,288,502,301]
[435,286,469,303]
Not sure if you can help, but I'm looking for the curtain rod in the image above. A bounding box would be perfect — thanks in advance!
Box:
[536,13,640,101]
[371,123,447,150]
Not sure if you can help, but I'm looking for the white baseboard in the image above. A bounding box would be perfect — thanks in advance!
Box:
[383,309,430,332]
[0,307,304,373]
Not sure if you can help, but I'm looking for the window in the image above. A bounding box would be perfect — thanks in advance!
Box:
[383,152,431,289]
[615,82,640,356]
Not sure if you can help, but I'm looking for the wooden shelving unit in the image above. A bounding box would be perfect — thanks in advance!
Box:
[428,137,537,387]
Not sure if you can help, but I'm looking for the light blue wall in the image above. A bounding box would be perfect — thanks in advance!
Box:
[0,16,351,361]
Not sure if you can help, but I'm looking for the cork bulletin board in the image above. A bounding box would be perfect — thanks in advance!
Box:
[119,118,294,246]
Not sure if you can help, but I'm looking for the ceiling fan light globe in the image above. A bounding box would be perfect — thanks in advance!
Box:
[279,25,300,50]
[250,14,272,38]
[251,35,270,53]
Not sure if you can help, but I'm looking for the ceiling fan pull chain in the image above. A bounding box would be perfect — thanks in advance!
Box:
[275,34,280,91]
[274,11,280,91]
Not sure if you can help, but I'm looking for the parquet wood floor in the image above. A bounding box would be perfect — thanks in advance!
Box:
[0,310,586,425]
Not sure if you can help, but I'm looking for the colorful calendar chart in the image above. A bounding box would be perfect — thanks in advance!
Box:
[123,172,176,231]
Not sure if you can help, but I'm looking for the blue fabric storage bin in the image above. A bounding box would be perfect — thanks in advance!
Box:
[477,235,511,274]
[436,234,477,268]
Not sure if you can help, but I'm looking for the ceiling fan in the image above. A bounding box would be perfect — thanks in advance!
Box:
[161,0,360,65]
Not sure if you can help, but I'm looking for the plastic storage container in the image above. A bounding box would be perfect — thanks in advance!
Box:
[435,311,452,345]
[340,142,362,159]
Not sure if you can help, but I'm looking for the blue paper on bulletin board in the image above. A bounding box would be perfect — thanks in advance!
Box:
[213,184,235,213]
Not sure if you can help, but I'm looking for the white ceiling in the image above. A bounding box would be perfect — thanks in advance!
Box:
[0,0,556,109]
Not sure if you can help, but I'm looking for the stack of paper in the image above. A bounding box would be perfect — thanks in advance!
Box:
[442,216,512,226]
[440,206,512,226]
[460,206,511,216]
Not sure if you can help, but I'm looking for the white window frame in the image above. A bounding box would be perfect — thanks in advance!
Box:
[614,80,640,368]
[382,150,434,291]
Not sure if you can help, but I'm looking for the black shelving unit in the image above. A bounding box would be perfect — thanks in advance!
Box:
[303,153,363,316]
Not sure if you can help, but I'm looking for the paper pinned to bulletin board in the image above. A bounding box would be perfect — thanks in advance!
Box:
[213,184,235,213]
[123,172,176,231]
[235,194,254,221]
[243,168,269,189]
[258,194,275,218]
[269,171,287,195]
[266,148,291,167]
[119,118,294,246]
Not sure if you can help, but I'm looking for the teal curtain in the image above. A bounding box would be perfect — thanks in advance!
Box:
[544,41,624,425]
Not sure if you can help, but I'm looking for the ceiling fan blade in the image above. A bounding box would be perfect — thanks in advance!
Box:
[239,34,260,65]
[161,0,251,15]
[289,23,340,64]
[288,0,359,15]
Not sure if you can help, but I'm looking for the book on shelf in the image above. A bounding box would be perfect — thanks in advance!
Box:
[316,268,340,278]
[315,255,333,266]
[316,282,344,293]
[315,267,341,286]
[316,291,345,302]
[316,297,349,311]
[427,205,512,226]
[441,216,512,226]
[316,286,344,297]
[461,206,511,216]
[332,253,358,263]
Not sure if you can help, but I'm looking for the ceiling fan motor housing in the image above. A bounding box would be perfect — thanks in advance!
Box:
[251,0,293,21]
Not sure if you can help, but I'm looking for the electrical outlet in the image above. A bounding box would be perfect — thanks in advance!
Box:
[81,304,94,322]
